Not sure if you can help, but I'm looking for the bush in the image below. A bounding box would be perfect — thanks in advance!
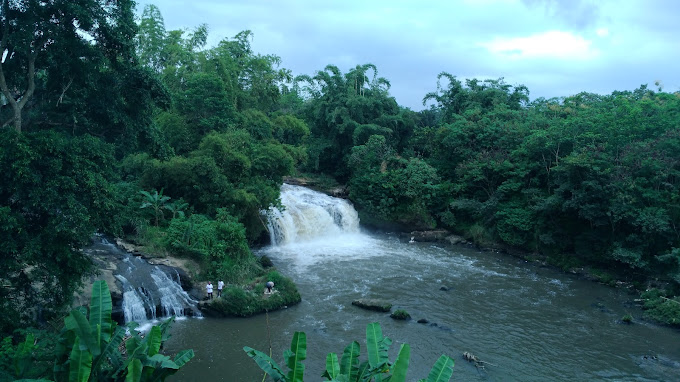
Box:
[641,289,680,327]
[467,223,492,246]
[259,255,274,268]
[208,271,301,317]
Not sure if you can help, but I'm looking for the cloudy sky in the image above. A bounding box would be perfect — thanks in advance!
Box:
[137,0,680,110]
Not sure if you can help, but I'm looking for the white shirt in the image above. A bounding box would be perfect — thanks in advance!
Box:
[206,283,213,293]
[217,281,224,290]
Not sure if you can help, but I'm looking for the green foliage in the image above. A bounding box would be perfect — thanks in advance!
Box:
[348,138,442,229]
[163,211,253,281]
[130,130,293,241]
[259,255,275,269]
[296,64,411,180]
[273,115,310,146]
[0,281,193,381]
[0,130,120,334]
[245,322,454,382]
[641,289,680,327]
[1,0,168,141]
[140,189,171,227]
[209,271,301,317]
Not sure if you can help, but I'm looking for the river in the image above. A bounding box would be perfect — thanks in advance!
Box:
[164,185,680,381]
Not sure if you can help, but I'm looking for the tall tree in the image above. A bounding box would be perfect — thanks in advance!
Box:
[0,0,48,131]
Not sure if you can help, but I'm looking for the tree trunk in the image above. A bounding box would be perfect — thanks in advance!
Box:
[0,2,37,133]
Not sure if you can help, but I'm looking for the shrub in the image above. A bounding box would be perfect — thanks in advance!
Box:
[208,272,301,317]
[259,255,274,268]
[641,289,680,327]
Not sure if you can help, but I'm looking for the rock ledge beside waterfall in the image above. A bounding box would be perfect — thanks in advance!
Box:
[283,176,348,198]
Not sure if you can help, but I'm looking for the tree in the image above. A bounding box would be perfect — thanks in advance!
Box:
[140,189,171,227]
[0,0,49,131]
[296,63,404,180]
[0,0,169,156]
[0,130,119,334]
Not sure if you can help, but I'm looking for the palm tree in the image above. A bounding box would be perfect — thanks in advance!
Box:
[140,189,171,226]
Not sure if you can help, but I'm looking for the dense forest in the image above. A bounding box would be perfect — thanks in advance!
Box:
[1,0,680,374]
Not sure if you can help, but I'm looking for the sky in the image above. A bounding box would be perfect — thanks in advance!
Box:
[137,0,680,110]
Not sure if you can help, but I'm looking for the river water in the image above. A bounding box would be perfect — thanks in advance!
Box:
[165,186,680,381]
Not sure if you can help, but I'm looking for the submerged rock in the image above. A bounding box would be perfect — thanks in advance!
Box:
[352,299,392,312]
[390,309,411,320]
[417,318,429,324]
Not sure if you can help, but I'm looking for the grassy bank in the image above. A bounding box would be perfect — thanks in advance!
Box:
[202,271,301,317]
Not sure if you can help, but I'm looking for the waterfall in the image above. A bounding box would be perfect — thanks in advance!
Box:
[264,184,361,245]
[150,267,198,318]
[84,236,201,324]
[116,275,154,323]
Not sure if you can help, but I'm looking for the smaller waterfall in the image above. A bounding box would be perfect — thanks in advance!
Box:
[84,236,201,324]
[116,275,154,323]
[264,184,361,245]
[116,255,202,323]
[150,268,199,318]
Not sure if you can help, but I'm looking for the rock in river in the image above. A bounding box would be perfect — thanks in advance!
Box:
[352,299,392,312]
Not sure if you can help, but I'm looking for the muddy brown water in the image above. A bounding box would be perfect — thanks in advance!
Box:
[164,232,680,381]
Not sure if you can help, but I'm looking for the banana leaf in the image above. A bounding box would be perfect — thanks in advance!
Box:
[285,331,306,382]
[418,355,454,382]
[173,349,195,368]
[89,280,112,347]
[339,341,360,381]
[68,338,92,382]
[365,322,390,370]
[243,346,287,381]
[65,310,100,358]
[390,344,410,382]
[125,359,142,382]
[322,353,340,380]
[147,326,162,357]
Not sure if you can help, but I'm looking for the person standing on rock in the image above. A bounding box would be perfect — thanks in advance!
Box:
[206,281,214,299]
[217,280,224,297]
[265,281,274,294]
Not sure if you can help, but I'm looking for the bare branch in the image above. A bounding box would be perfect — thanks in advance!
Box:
[56,77,74,106]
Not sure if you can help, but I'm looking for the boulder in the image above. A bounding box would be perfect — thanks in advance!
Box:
[445,235,465,245]
[409,230,450,242]
[390,309,411,320]
[351,299,392,312]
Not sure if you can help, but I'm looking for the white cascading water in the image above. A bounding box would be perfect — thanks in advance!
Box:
[91,237,202,324]
[115,274,154,323]
[264,184,361,245]
[150,268,199,318]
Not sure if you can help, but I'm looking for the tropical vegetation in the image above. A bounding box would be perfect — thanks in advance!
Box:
[0,281,193,381]
[244,322,455,382]
[1,0,679,376]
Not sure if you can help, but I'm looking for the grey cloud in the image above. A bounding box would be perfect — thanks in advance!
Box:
[521,0,602,29]
[139,0,680,109]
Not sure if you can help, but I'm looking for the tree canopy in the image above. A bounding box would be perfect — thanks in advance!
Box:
[1,2,679,336]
